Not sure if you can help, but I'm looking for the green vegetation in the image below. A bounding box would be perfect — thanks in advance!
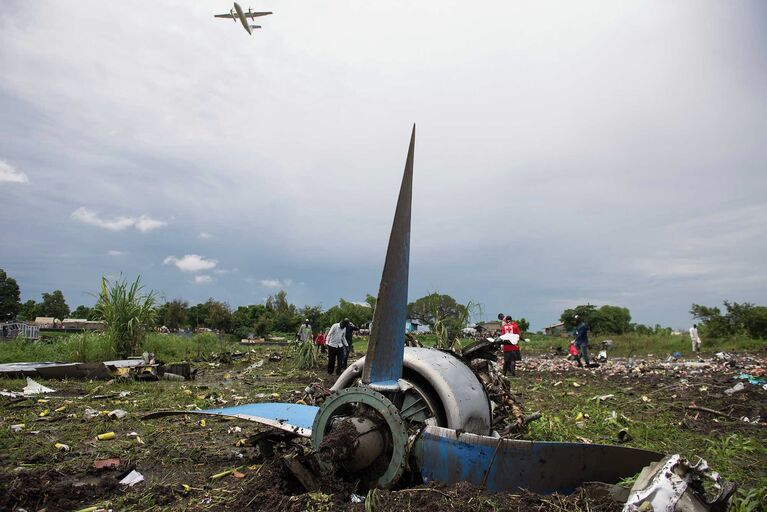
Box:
[0,268,21,321]
[0,332,229,363]
[95,275,157,358]
[691,301,767,339]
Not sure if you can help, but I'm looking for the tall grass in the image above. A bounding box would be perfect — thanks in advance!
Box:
[0,333,228,364]
[94,275,157,358]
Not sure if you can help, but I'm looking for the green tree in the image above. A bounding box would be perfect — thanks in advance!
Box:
[71,305,95,320]
[205,299,231,331]
[298,305,323,331]
[560,304,597,331]
[693,301,767,339]
[163,299,188,331]
[322,299,374,329]
[187,302,211,328]
[17,299,39,321]
[590,305,632,334]
[39,290,70,319]
[514,317,530,332]
[266,291,300,332]
[94,275,157,357]
[407,293,466,327]
[0,269,22,321]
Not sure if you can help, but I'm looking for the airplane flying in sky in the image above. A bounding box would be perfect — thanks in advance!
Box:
[214,2,272,35]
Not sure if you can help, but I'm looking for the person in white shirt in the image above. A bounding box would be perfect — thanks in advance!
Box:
[326,320,349,376]
[689,324,702,352]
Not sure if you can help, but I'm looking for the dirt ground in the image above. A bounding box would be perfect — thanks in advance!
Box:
[1,344,765,511]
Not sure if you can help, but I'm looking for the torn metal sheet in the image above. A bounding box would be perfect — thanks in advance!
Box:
[413,425,663,494]
[0,361,76,378]
[144,403,319,437]
[36,362,112,380]
[623,454,735,512]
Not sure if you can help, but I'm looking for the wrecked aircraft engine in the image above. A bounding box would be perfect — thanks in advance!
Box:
[146,125,666,494]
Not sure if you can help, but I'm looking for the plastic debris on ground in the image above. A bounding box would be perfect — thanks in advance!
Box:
[0,377,56,397]
[119,470,145,486]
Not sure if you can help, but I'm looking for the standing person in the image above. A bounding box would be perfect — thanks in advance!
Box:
[296,319,312,344]
[342,317,360,358]
[314,331,327,353]
[500,315,521,376]
[573,315,591,368]
[689,324,702,352]
[326,320,349,376]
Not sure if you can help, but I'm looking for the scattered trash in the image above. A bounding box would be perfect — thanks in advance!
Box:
[576,436,593,444]
[228,426,242,434]
[724,382,745,395]
[10,423,25,432]
[107,409,127,419]
[617,428,632,443]
[590,394,614,402]
[96,432,116,441]
[268,353,282,362]
[210,466,244,481]
[597,350,608,363]
[93,458,121,470]
[715,352,732,361]
[84,408,100,419]
[350,493,365,503]
[232,470,245,478]
[119,469,145,486]
[24,377,56,395]
[54,442,70,452]
[1,378,58,398]
[640,396,651,403]
[38,409,49,417]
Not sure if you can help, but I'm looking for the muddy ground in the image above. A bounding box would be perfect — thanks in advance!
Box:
[1,344,765,511]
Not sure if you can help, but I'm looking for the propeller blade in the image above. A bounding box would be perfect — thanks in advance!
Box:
[144,402,319,437]
[413,426,663,494]
[362,125,415,391]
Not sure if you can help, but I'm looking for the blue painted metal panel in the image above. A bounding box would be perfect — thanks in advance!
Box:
[363,126,415,388]
[414,426,663,494]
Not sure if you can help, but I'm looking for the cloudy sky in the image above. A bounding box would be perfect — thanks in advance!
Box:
[1,1,765,330]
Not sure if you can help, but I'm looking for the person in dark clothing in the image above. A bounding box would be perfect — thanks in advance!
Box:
[574,315,592,367]
[340,317,359,369]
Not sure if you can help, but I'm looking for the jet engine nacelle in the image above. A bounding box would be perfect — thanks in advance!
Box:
[332,347,492,435]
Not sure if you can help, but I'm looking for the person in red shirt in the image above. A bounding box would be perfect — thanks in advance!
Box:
[314,332,327,353]
[500,315,521,376]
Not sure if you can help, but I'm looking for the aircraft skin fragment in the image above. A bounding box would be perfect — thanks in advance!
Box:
[362,125,415,390]
[414,426,663,494]
[144,403,319,437]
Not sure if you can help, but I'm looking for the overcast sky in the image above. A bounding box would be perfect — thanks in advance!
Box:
[1,1,766,330]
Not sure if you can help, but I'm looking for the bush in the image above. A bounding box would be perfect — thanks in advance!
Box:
[94,275,157,358]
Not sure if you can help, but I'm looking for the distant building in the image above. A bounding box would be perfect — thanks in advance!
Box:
[477,321,502,334]
[544,322,567,336]
[34,317,61,328]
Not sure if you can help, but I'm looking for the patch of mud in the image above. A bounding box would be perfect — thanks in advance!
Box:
[0,469,120,512]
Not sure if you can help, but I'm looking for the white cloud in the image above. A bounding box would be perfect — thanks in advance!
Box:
[194,274,212,284]
[198,232,212,239]
[71,207,166,232]
[164,254,217,273]
[135,215,168,232]
[259,278,293,288]
[0,160,29,184]
[107,249,126,256]
[214,267,237,275]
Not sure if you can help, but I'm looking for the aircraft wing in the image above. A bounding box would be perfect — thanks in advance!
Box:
[215,12,272,18]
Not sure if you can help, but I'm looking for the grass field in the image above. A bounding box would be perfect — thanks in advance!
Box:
[1,334,765,510]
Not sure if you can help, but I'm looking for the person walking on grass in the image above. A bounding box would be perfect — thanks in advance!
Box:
[326,319,349,376]
[689,324,702,352]
[573,315,592,368]
[500,315,521,376]
[296,319,312,344]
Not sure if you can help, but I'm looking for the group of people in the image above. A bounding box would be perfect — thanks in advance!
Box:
[296,318,359,377]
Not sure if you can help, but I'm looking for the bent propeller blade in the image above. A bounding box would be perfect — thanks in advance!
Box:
[362,125,415,390]
[144,403,319,437]
[414,426,663,494]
